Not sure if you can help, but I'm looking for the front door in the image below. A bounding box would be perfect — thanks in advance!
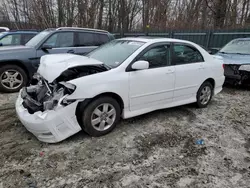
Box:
[129,44,175,111]
[171,43,207,101]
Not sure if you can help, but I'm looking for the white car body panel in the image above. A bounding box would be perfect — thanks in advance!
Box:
[129,66,175,111]
[16,37,225,143]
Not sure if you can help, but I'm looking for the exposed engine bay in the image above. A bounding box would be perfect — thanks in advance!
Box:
[21,65,108,114]
[224,64,250,85]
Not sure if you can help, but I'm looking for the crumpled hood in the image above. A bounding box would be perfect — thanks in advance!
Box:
[216,52,250,65]
[38,54,104,83]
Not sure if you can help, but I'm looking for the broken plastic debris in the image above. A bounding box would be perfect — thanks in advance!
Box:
[196,139,205,145]
[39,151,45,157]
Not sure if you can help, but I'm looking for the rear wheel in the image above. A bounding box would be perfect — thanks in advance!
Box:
[196,82,213,108]
[0,65,28,93]
[79,96,121,137]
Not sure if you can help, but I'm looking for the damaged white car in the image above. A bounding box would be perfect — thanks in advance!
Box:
[16,38,225,143]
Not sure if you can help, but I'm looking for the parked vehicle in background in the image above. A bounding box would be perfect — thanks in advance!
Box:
[0,27,114,93]
[216,38,250,85]
[16,37,225,143]
[0,27,9,32]
[0,30,38,46]
[199,45,220,55]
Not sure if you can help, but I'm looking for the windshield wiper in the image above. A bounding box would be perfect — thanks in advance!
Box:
[235,53,250,55]
[218,51,250,55]
[102,64,112,70]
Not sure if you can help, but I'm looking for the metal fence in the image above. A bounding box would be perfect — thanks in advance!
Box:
[113,29,250,49]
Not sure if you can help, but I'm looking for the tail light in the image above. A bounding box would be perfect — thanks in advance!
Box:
[222,64,225,69]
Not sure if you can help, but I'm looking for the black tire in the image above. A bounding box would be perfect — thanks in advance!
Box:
[0,65,28,93]
[79,96,121,137]
[196,81,213,108]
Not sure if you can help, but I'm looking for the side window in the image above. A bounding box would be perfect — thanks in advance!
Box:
[78,32,96,46]
[0,34,21,45]
[0,35,12,45]
[23,34,36,44]
[138,45,170,69]
[173,44,204,65]
[43,32,74,48]
[97,34,109,46]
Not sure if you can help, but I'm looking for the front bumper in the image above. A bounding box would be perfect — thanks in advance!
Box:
[224,64,250,85]
[15,91,82,143]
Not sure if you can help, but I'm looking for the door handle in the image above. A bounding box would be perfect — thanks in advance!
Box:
[67,49,75,54]
[198,65,204,69]
[166,69,175,74]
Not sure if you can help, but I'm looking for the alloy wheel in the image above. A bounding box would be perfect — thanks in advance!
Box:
[199,86,212,105]
[0,70,23,90]
[91,103,116,131]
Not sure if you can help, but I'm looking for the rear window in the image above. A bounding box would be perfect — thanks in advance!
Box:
[23,34,36,44]
[77,32,110,46]
[98,34,109,45]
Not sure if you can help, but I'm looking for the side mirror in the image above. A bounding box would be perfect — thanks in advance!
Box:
[41,44,53,50]
[131,60,149,70]
[0,43,3,46]
[208,50,212,54]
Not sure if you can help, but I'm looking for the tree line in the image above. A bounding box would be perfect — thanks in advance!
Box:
[1,0,250,32]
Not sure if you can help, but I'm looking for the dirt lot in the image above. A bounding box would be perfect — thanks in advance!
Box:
[0,87,250,188]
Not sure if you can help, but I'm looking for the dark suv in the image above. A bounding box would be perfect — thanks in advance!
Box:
[0,30,38,46]
[0,27,114,92]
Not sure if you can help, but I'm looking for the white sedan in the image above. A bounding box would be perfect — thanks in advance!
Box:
[16,38,225,143]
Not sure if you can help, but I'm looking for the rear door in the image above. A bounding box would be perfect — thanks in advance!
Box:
[171,43,207,101]
[74,32,97,55]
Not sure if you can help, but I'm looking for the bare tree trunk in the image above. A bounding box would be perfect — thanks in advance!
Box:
[214,0,227,28]
[97,0,104,28]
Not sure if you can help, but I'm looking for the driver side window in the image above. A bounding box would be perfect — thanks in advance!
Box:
[138,45,170,69]
[43,32,74,48]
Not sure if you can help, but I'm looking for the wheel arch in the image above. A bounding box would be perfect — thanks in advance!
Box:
[75,92,124,128]
[200,78,215,95]
[204,78,215,88]
[0,60,30,79]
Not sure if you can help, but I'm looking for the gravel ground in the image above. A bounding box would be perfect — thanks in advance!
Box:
[0,87,250,188]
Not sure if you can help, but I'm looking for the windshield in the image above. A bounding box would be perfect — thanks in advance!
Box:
[26,31,51,47]
[87,40,145,68]
[220,39,250,55]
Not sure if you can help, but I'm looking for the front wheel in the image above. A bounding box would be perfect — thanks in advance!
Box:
[196,82,213,108]
[79,96,121,137]
[0,65,28,93]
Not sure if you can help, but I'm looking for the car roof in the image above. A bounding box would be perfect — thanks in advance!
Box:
[8,31,38,34]
[232,38,250,41]
[45,27,110,34]
[1,31,38,35]
[117,37,194,44]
